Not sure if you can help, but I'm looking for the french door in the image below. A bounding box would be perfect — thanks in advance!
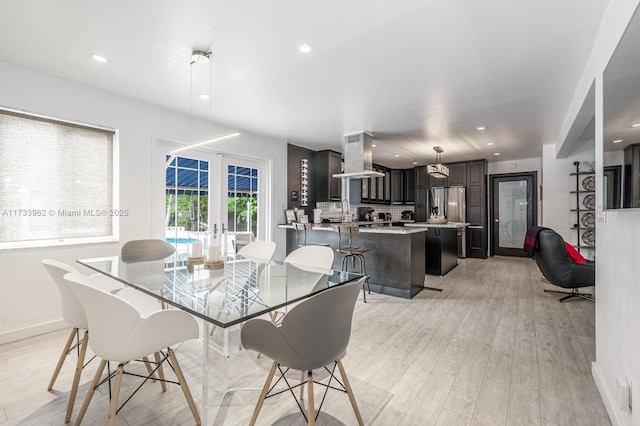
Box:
[490,173,537,257]
[164,150,269,257]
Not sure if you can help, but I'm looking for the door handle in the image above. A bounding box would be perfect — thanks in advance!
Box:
[495,219,500,222]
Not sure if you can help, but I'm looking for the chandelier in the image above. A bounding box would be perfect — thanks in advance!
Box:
[427,146,449,178]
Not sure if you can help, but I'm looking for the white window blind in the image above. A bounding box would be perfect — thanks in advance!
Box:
[0,108,117,248]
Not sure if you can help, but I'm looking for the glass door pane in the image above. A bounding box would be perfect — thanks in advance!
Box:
[165,155,209,261]
[497,180,528,249]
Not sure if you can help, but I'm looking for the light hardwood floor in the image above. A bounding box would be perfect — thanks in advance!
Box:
[0,257,610,425]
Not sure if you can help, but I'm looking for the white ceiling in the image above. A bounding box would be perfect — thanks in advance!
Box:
[0,0,607,168]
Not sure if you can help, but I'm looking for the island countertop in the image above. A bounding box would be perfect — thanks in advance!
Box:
[278,224,428,234]
[404,222,470,228]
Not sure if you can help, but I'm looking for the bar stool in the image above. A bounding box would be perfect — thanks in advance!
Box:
[294,222,329,247]
[335,225,372,302]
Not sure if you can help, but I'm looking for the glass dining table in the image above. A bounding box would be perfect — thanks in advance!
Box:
[77,254,362,424]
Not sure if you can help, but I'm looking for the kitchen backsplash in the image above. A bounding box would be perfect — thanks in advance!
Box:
[314,202,415,222]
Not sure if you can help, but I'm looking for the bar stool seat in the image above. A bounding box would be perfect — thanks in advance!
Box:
[335,225,372,302]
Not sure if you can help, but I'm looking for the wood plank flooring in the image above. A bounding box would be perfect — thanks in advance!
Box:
[0,257,609,425]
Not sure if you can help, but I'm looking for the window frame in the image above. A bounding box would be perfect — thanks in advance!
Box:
[0,106,120,250]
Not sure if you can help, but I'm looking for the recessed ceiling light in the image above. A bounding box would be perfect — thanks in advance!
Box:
[199,93,210,100]
[371,144,376,147]
[494,152,501,156]
[486,142,494,146]
[412,161,418,165]
[476,126,486,131]
[632,123,640,128]
[298,43,313,53]
[613,139,623,143]
[394,154,400,157]
[92,54,108,63]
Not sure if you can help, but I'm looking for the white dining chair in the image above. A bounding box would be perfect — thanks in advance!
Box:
[264,245,335,324]
[41,259,162,423]
[41,259,124,423]
[284,245,334,270]
[63,272,201,426]
[236,240,276,263]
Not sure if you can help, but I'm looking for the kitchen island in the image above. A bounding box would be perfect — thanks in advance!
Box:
[404,222,469,276]
[279,224,427,298]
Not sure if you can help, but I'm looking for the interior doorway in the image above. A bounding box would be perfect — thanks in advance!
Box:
[490,172,537,257]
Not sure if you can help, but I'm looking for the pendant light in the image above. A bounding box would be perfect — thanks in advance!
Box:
[427,146,449,178]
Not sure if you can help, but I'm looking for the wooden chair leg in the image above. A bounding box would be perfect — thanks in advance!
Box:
[167,348,201,425]
[142,356,157,382]
[48,327,78,391]
[300,370,305,400]
[307,371,315,426]
[337,359,364,426]
[249,361,278,426]
[74,359,107,426]
[153,352,167,392]
[106,365,124,426]
[65,330,89,423]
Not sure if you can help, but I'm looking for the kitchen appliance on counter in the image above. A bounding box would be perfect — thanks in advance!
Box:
[401,210,415,220]
[428,187,467,257]
[358,207,374,222]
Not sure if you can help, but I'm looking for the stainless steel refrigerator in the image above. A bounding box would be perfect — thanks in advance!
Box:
[428,186,466,222]
[429,186,467,257]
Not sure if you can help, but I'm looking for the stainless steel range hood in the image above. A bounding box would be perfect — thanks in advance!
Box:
[332,132,384,179]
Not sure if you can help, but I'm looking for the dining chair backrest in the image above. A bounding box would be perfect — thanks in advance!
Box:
[284,245,334,270]
[64,272,198,363]
[41,259,86,329]
[281,276,364,368]
[237,240,276,262]
[242,276,365,371]
[42,259,125,328]
[121,239,176,263]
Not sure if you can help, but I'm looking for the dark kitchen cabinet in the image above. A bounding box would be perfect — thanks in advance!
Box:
[403,169,415,204]
[384,168,391,202]
[425,227,458,275]
[361,177,370,202]
[391,169,404,204]
[447,162,466,187]
[466,160,487,258]
[415,166,428,222]
[391,168,416,205]
[316,150,342,201]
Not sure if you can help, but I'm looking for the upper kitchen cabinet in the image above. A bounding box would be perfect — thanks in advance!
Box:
[403,169,415,204]
[447,162,466,187]
[315,150,342,201]
[391,169,403,204]
[391,168,416,204]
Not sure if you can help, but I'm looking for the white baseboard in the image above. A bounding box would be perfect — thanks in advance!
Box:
[0,320,67,345]
[592,361,627,426]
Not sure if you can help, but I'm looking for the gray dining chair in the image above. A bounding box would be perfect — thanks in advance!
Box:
[121,238,176,262]
[241,276,366,426]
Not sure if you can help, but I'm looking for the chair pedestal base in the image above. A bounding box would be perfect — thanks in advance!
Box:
[544,288,594,302]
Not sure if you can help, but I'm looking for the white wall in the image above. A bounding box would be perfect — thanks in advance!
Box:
[557,0,640,424]
[0,61,288,344]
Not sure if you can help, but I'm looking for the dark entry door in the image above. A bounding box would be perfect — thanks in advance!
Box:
[490,173,537,257]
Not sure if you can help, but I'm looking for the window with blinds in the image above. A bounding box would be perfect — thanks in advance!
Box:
[0,107,118,249]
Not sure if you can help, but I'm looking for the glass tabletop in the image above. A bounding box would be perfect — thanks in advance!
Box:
[77,255,362,328]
